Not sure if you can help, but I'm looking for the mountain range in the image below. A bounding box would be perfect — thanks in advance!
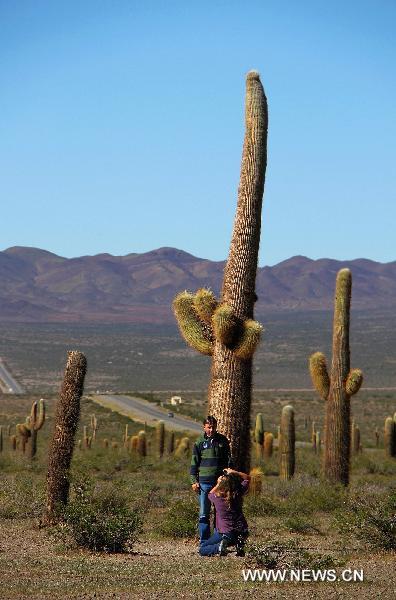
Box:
[0,246,395,323]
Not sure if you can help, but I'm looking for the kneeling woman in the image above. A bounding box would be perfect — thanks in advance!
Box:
[199,468,250,557]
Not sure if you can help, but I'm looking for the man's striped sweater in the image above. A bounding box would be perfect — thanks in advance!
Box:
[190,432,232,484]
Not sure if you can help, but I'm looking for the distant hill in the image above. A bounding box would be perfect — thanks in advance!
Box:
[0,246,395,323]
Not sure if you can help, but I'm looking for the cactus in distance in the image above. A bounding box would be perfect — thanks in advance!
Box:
[254,413,264,460]
[156,421,165,458]
[384,417,395,457]
[263,432,274,459]
[309,269,363,486]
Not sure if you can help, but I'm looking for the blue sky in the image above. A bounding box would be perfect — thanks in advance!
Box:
[1,1,395,265]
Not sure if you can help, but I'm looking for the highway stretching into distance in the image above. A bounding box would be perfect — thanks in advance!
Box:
[0,359,24,394]
[92,394,203,433]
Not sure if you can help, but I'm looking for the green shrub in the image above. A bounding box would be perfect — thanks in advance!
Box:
[159,497,197,538]
[334,487,396,550]
[280,478,345,515]
[0,474,45,519]
[244,494,280,518]
[283,516,321,535]
[246,538,337,570]
[57,480,142,552]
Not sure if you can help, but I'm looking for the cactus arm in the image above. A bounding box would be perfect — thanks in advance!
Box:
[212,304,237,346]
[173,291,213,355]
[309,352,330,400]
[193,289,218,325]
[345,369,363,396]
[234,319,263,359]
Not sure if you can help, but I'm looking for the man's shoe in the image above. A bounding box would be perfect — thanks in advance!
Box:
[235,535,246,557]
[218,538,229,556]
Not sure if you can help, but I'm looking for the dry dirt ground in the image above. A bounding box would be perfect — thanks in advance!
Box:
[0,519,395,599]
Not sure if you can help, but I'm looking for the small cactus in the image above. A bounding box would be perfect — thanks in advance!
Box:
[130,435,139,452]
[123,424,129,448]
[351,421,361,455]
[137,431,147,457]
[103,438,109,449]
[263,432,273,459]
[167,431,175,454]
[315,431,321,453]
[90,414,98,440]
[175,436,190,458]
[249,467,263,495]
[279,405,295,481]
[156,421,165,458]
[255,413,264,460]
[375,427,380,448]
[384,417,395,457]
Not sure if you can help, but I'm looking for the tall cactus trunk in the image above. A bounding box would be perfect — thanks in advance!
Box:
[208,71,268,472]
[324,270,351,485]
[44,351,87,524]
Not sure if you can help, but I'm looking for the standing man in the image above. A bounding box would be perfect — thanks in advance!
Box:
[190,415,233,541]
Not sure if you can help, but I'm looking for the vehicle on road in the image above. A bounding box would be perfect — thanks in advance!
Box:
[167,412,174,418]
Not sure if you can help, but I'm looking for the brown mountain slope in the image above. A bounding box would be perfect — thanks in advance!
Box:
[0,246,395,323]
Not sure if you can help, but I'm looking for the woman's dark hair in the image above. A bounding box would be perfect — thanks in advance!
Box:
[215,473,243,509]
[203,415,217,427]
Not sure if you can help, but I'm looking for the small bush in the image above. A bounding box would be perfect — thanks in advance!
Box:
[246,538,337,570]
[334,487,396,550]
[281,479,345,515]
[159,497,197,538]
[56,481,142,553]
[283,516,321,535]
[0,474,45,519]
[245,494,280,518]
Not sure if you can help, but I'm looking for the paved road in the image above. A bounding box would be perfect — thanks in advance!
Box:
[91,394,202,433]
[0,359,24,394]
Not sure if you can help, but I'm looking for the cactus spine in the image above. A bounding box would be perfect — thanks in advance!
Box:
[309,269,363,486]
[279,405,295,480]
[174,72,268,472]
[44,351,87,524]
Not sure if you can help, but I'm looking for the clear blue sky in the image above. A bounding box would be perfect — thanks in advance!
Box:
[1,1,395,265]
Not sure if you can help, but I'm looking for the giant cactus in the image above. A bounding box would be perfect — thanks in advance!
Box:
[279,405,295,480]
[309,269,363,485]
[173,71,268,471]
[44,351,87,524]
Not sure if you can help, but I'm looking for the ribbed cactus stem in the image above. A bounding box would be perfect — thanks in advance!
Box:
[384,417,395,457]
[44,351,87,525]
[279,405,295,480]
[263,432,273,459]
[156,421,165,457]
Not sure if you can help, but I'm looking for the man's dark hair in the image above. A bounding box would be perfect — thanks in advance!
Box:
[203,415,217,427]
